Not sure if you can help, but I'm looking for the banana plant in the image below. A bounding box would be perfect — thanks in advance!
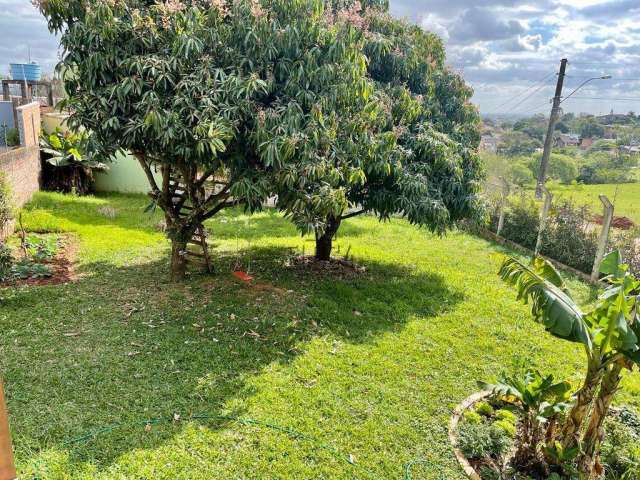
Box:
[40,128,106,170]
[499,252,640,478]
[481,370,572,469]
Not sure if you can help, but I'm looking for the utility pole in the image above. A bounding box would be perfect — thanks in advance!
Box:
[536,58,568,199]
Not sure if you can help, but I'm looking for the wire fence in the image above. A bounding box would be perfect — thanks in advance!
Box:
[477,178,640,281]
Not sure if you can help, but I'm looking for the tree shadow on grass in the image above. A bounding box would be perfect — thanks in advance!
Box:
[21,191,368,241]
[1,245,462,475]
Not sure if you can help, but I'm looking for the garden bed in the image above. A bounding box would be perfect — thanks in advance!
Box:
[451,388,640,480]
[0,233,78,287]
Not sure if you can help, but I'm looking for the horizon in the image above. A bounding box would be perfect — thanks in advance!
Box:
[1,0,639,115]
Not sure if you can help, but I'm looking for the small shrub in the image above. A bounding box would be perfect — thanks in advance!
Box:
[475,401,495,417]
[497,195,540,250]
[6,128,20,147]
[540,200,598,274]
[25,236,58,261]
[0,171,13,231]
[478,466,501,480]
[463,411,483,425]
[457,422,512,460]
[494,419,517,437]
[0,243,13,279]
[495,409,517,424]
[10,260,52,280]
[613,228,640,278]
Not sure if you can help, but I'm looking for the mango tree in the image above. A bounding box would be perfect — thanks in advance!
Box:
[36,0,376,278]
[273,2,484,260]
[499,252,640,478]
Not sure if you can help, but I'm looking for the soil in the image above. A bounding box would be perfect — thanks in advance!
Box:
[593,214,636,230]
[285,255,367,278]
[1,234,80,288]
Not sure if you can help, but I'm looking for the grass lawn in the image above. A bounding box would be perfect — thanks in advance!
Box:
[1,192,639,479]
[548,181,640,224]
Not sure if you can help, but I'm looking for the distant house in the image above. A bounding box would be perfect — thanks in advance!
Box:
[480,135,498,153]
[579,137,594,150]
[620,145,640,155]
[555,134,580,148]
[597,111,631,125]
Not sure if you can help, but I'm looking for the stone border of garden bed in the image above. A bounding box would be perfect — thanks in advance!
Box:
[448,390,492,480]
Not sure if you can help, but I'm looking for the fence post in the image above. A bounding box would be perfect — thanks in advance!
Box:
[0,379,16,480]
[496,178,510,237]
[534,186,553,256]
[591,195,614,282]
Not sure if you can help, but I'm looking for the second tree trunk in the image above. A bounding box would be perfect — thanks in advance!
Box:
[315,216,341,261]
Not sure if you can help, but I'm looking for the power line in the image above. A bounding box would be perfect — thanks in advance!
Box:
[488,71,556,113]
[568,96,640,101]
[509,83,553,113]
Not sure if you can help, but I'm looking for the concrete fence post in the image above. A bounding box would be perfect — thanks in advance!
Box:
[0,379,16,480]
[496,178,510,237]
[535,186,553,256]
[591,195,614,282]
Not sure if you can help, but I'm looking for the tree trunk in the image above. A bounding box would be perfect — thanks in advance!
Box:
[560,359,604,450]
[578,363,623,478]
[315,216,341,261]
[170,238,188,281]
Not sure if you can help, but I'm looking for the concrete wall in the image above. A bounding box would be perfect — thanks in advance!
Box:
[0,146,41,208]
[40,111,154,194]
[0,102,15,147]
[16,102,41,147]
[42,111,69,134]
[94,151,159,194]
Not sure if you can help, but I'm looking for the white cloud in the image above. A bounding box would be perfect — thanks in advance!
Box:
[420,13,449,41]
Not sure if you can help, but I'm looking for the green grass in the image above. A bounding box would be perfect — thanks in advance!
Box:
[548,181,640,224]
[1,191,638,479]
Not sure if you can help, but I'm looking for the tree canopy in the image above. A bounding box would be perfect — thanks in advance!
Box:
[36,0,484,269]
[36,0,386,275]
[273,2,484,259]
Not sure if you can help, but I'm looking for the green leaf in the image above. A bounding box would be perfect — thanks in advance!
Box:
[600,250,623,277]
[499,257,592,350]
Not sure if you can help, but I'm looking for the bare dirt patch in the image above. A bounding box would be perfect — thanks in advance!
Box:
[1,234,80,288]
[285,255,366,279]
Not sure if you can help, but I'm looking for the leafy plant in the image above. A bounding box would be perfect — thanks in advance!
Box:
[475,401,495,417]
[499,252,640,477]
[0,171,13,232]
[40,128,107,195]
[9,259,52,280]
[464,410,483,424]
[481,370,571,469]
[25,236,58,261]
[6,128,20,147]
[457,421,513,460]
[0,242,13,279]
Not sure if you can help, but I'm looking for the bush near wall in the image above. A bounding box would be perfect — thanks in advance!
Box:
[0,171,14,238]
[488,195,598,274]
[613,227,640,277]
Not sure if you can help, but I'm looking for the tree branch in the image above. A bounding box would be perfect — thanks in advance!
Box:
[134,152,161,196]
[201,198,241,220]
[340,209,366,220]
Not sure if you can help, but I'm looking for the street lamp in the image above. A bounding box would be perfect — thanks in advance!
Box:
[561,75,612,104]
[536,69,611,198]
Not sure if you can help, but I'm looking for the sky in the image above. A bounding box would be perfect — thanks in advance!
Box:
[1,0,639,116]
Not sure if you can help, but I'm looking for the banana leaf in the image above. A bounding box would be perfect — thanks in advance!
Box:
[499,256,593,350]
